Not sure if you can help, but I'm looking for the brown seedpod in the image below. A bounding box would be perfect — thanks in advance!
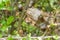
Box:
[18,30,24,37]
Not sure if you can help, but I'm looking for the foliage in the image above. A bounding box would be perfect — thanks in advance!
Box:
[0,0,60,39]
[0,0,13,10]
[22,33,31,40]
[22,21,37,33]
[7,16,14,25]
[0,16,14,37]
[7,35,14,40]
[1,16,14,31]
[34,0,60,11]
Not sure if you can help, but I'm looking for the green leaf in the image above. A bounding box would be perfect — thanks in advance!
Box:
[27,33,31,40]
[1,20,7,31]
[1,25,7,31]
[50,23,55,27]
[7,36,13,40]
[22,21,27,27]
[49,0,57,8]
[6,7,14,10]
[7,16,14,25]
[0,33,2,38]
[0,0,11,10]
[28,25,36,32]
[22,38,26,40]
[1,20,6,25]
